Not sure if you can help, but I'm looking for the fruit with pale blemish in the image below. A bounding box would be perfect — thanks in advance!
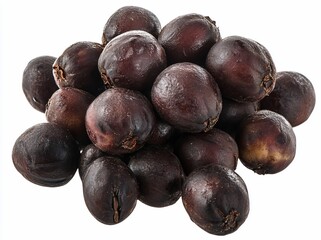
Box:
[182,164,249,235]
[82,156,138,225]
[205,35,276,102]
[236,110,296,174]
[151,62,222,133]
[260,71,316,127]
[85,87,156,155]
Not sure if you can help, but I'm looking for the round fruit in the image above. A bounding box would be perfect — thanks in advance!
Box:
[85,87,156,155]
[260,71,316,127]
[22,55,58,112]
[82,156,138,225]
[236,110,296,174]
[53,41,105,96]
[102,6,161,45]
[45,87,95,146]
[182,164,249,235]
[206,35,276,102]
[151,62,222,133]
[158,13,220,65]
[98,30,167,92]
[128,145,185,207]
[12,123,80,187]
[174,128,238,175]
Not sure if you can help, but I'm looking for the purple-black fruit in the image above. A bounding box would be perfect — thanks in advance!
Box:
[151,62,222,133]
[53,41,105,96]
[174,128,238,175]
[128,145,185,207]
[216,97,259,137]
[45,87,95,146]
[102,6,161,45]
[260,71,315,127]
[12,123,80,187]
[22,55,58,112]
[182,164,249,235]
[82,156,138,225]
[85,87,156,155]
[98,30,167,92]
[79,144,107,180]
[206,35,276,102]
[158,13,220,65]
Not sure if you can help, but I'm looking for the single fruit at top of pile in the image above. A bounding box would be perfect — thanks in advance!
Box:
[102,5,161,45]
[158,13,221,65]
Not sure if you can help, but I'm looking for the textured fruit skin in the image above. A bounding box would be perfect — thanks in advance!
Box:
[174,128,238,175]
[206,35,276,102]
[98,30,167,92]
[45,87,95,146]
[128,145,185,207]
[12,123,80,187]
[102,6,161,45]
[151,62,222,133]
[22,55,58,112]
[85,87,156,155]
[182,164,249,236]
[158,13,221,65]
[53,41,105,96]
[82,156,138,225]
[260,71,316,127]
[236,110,296,174]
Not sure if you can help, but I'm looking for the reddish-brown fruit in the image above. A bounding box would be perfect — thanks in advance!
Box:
[102,6,161,45]
[260,71,315,127]
[12,123,80,187]
[85,87,156,155]
[22,56,58,112]
[45,87,95,146]
[98,30,167,92]
[53,41,105,96]
[206,35,276,102]
[82,156,138,225]
[158,13,221,65]
[151,62,222,133]
[182,164,249,235]
[174,128,238,175]
[128,145,185,207]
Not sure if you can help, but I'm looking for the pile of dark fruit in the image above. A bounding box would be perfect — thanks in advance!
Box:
[12,6,316,236]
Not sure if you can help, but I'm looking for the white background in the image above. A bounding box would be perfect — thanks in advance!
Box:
[1,0,320,239]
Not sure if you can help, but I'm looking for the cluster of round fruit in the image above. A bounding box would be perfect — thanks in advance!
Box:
[12,6,316,236]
